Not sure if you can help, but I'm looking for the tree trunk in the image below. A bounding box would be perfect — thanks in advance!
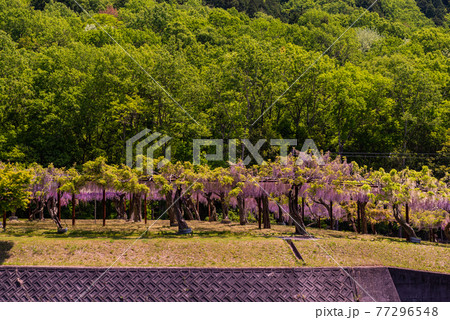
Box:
[349,211,358,233]
[276,204,284,224]
[392,204,417,240]
[315,198,333,230]
[2,211,6,230]
[72,193,76,226]
[46,197,63,230]
[174,187,190,232]
[444,222,449,241]
[358,201,368,234]
[205,193,218,222]
[129,193,142,222]
[210,203,217,221]
[262,195,271,229]
[39,200,44,220]
[31,199,44,221]
[113,194,126,220]
[288,186,307,235]
[166,191,177,226]
[238,195,247,225]
[187,196,201,220]
[220,194,230,223]
[183,198,194,220]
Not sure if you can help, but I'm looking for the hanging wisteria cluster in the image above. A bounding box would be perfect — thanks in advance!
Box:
[1,153,449,239]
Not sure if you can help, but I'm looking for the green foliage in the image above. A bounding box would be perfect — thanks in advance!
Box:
[81,156,118,188]
[0,0,448,173]
[0,163,32,214]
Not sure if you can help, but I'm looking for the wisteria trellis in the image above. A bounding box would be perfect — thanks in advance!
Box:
[2,152,449,238]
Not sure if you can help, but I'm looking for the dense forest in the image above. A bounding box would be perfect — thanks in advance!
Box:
[0,0,449,173]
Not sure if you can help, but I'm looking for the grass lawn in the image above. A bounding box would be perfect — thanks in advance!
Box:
[0,219,448,273]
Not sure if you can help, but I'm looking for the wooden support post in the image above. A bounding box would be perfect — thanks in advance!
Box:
[257,197,262,229]
[102,188,106,227]
[72,193,76,226]
[144,194,148,224]
[57,189,61,221]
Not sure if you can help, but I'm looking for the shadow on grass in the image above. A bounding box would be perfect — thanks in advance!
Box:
[0,241,13,265]
[42,229,139,239]
[2,221,302,240]
[36,229,273,240]
[141,230,257,239]
[370,236,446,247]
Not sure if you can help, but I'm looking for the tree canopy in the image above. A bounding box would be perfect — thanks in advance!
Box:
[0,0,448,173]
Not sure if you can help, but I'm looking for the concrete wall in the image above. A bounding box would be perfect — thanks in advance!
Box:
[351,267,400,302]
[0,266,448,302]
[388,267,450,302]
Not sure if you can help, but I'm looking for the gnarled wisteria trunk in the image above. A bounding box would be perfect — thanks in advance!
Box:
[185,196,200,220]
[288,186,307,235]
[174,187,190,233]
[276,204,284,224]
[315,199,334,230]
[444,222,450,241]
[129,193,142,222]
[219,193,230,223]
[31,199,45,221]
[346,205,358,233]
[182,198,193,220]
[392,204,417,239]
[357,200,368,234]
[166,191,177,226]
[46,197,64,230]
[205,192,217,222]
[238,195,247,225]
[113,194,127,220]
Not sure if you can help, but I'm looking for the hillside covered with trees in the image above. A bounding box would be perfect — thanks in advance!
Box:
[0,0,449,172]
